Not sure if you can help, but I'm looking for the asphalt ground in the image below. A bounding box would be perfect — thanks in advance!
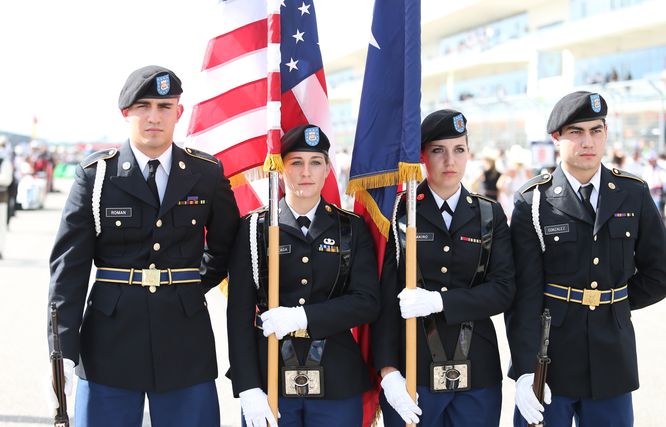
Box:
[0,179,664,426]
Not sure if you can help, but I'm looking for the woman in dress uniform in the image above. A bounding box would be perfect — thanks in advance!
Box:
[227,124,380,427]
[372,109,516,426]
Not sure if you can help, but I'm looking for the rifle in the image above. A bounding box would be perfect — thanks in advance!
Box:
[530,308,552,427]
[50,303,70,427]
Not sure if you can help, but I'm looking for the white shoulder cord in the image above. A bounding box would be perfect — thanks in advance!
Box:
[391,192,403,266]
[531,185,546,253]
[92,159,106,236]
[249,212,260,289]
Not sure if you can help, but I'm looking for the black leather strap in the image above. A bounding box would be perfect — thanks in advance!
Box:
[280,339,327,367]
[395,197,495,364]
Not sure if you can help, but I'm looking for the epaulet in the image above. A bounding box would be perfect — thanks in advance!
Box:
[184,147,219,165]
[330,203,360,218]
[611,168,646,184]
[470,193,497,204]
[81,148,118,169]
[243,206,268,220]
[519,172,552,194]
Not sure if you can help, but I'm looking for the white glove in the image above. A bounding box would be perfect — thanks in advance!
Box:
[239,387,278,427]
[260,306,308,339]
[398,288,443,319]
[381,371,421,424]
[515,373,552,425]
[45,358,75,414]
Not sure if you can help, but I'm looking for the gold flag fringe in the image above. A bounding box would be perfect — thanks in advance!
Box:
[263,153,284,173]
[398,161,423,183]
[228,173,250,189]
[229,167,270,189]
[354,190,391,239]
[218,277,229,298]
[345,162,422,195]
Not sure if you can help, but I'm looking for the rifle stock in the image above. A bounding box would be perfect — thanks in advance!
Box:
[529,309,551,427]
[50,303,69,427]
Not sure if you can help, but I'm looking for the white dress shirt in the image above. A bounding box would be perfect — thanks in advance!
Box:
[130,144,172,203]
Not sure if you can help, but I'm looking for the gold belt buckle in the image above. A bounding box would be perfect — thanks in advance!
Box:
[142,269,161,293]
[582,289,601,307]
[291,329,310,338]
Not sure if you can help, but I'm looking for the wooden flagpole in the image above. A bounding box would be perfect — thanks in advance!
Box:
[267,172,280,417]
[405,179,418,427]
[266,1,282,418]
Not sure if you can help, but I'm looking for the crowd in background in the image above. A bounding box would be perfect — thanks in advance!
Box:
[1,136,666,225]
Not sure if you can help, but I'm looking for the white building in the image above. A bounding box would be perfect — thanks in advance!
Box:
[324,0,666,160]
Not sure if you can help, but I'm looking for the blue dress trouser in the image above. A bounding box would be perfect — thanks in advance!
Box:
[74,378,220,427]
[241,394,362,427]
[381,385,502,427]
[513,392,633,427]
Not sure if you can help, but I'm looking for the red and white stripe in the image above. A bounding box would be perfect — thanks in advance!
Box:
[186,0,340,212]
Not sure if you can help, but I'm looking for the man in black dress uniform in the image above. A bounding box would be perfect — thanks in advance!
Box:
[507,91,666,426]
[46,65,240,426]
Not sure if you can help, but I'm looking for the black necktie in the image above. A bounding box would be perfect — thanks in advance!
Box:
[296,216,311,229]
[147,159,161,205]
[578,185,595,219]
[440,201,454,216]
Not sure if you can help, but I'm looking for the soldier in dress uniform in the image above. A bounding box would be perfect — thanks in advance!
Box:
[372,109,516,426]
[46,65,240,426]
[506,91,666,426]
[227,124,380,426]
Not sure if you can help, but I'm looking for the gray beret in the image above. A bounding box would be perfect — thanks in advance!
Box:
[118,65,183,109]
[547,91,607,134]
[421,109,467,147]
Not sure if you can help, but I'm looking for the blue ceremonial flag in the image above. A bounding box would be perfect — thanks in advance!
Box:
[347,0,422,240]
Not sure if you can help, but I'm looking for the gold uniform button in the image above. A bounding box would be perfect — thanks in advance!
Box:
[443,246,450,252]
[589,305,596,311]
[115,220,122,227]
[625,231,631,238]
[191,219,197,225]
[298,298,306,305]
[149,287,157,294]
[440,266,448,274]
[301,278,308,285]
[591,281,598,289]
[156,219,163,227]
[149,263,156,269]
[302,256,309,264]
[441,287,448,292]
[554,236,560,242]
[153,243,161,251]
[593,257,599,265]
[594,235,598,241]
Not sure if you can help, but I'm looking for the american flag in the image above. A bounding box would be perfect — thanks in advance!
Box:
[187,0,339,215]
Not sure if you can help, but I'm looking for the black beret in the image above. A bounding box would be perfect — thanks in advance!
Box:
[547,91,607,134]
[281,125,330,156]
[118,65,183,109]
[421,109,467,147]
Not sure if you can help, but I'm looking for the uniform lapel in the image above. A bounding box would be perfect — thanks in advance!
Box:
[108,141,159,208]
[416,181,447,234]
[594,165,627,235]
[449,186,476,235]
[159,145,202,216]
[544,166,594,225]
[308,199,335,242]
[279,198,309,242]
